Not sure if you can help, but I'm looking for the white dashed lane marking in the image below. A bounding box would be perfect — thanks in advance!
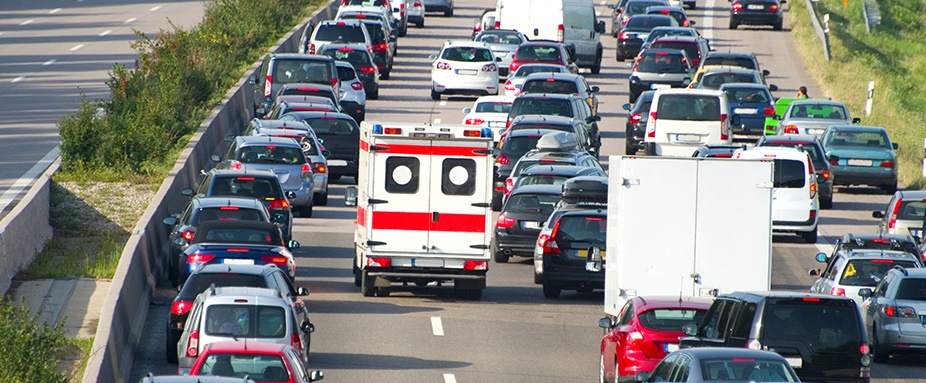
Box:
[20,20,33,26]
[99,30,112,36]
[150,5,163,11]
[43,59,56,66]
[11,76,24,83]
[70,44,84,51]
[431,316,444,336]
[434,118,442,124]
[49,8,62,14]
[443,374,457,383]
[439,100,447,106]
[125,17,137,24]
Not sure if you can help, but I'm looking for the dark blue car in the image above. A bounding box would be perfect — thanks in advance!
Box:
[720,82,775,137]
[177,220,299,285]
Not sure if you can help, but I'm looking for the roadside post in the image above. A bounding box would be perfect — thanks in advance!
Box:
[865,81,874,117]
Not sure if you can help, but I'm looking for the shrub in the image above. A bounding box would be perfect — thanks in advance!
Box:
[59,0,318,179]
[0,301,70,383]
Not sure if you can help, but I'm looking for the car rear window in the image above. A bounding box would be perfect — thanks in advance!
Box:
[211,176,284,200]
[361,21,386,42]
[513,160,572,176]
[521,79,579,94]
[627,2,668,14]
[702,56,757,70]
[638,308,707,331]
[441,47,493,62]
[314,24,366,43]
[509,123,574,134]
[760,143,822,165]
[193,207,266,225]
[476,101,512,113]
[505,194,560,214]
[205,304,287,338]
[839,259,919,286]
[196,353,289,379]
[516,175,571,188]
[647,29,695,43]
[337,65,358,81]
[724,87,771,104]
[237,146,306,165]
[701,73,757,89]
[279,87,336,103]
[303,117,359,136]
[895,278,926,300]
[510,99,574,118]
[197,227,279,244]
[656,94,721,121]
[513,65,566,78]
[516,46,562,62]
[638,52,687,73]
[789,104,847,120]
[761,300,861,352]
[555,215,607,244]
[626,16,675,28]
[477,31,524,45]
[772,159,806,189]
[650,41,700,60]
[181,274,267,298]
[501,136,542,160]
[700,358,796,382]
[272,59,332,85]
[824,130,888,148]
[322,48,373,66]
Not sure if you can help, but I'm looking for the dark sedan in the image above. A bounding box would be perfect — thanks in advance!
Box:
[616,15,678,61]
[492,128,562,211]
[730,0,784,30]
[280,111,361,181]
[178,221,300,285]
[493,184,563,263]
[621,90,655,155]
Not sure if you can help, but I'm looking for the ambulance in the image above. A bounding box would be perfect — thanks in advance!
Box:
[348,122,495,300]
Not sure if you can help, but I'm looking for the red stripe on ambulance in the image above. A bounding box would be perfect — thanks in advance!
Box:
[371,211,485,232]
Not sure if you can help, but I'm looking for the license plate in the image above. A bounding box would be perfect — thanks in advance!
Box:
[785,357,802,369]
[456,69,478,75]
[747,4,764,9]
[493,51,509,57]
[806,128,825,135]
[734,108,757,114]
[577,249,606,259]
[327,159,348,166]
[411,258,444,267]
[224,259,254,265]
[522,221,540,229]
[664,343,679,353]
[651,84,671,90]
[847,159,873,166]
[674,134,701,142]
[488,121,506,128]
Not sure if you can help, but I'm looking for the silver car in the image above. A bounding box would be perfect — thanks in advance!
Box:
[777,99,861,137]
[241,122,330,206]
[860,267,926,363]
[473,29,527,78]
[504,63,570,96]
[873,190,926,238]
[215,136,315,216]
[809,249,921,307]
[335,61,366,122]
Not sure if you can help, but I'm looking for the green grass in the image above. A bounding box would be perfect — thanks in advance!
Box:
[788,0,926,188]
[63,337,94,383]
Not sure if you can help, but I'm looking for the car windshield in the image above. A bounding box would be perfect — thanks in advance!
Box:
[651,42,700,60]
[701,73,757,89]
[193,207,266,225]
[196,353,290,381]
[323,48,373,66]
[475,101,512,113]
[510,99,574,117]
[701,56,757,70]
[626,16,675,29]
[823,130,889,149]
[237,146,306,165]
[638,53,687,73]
[638,308,707,331]
[789,104,848,119]
[724,87,771,104]
[840,259,919,286]
[441,47,493,62]
[271,60,332,85]
[656,94,721,121]
[211,176,284,200]
[699,358,797,382]
[204,305,287,338]
[314,25,366,43]
[895,278,926,301]
[761,301,860,353]
[501,136,542,160]
[772,159,806,188]
[513,160,572,176]
[181,274,266,297]
[516,46,562,62]
[513,65,566,78]
[555,215,607,245]
[477,31,524,45]
[521,80,579,94]
[505,194,560,213]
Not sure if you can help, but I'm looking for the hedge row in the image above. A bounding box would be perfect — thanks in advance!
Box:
[58,0,320,178]
[0,301,69,382]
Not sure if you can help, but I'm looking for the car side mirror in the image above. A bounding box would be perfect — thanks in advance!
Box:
[248,74,257,84]
[596,20,606,33]
[428,54,437,60]
[173,237,188,247]
[892,143,899,149]
[815,252,827,263]
[163,216,178,226]
[496,56,502,62]
[296,287,309,296]
[682,322,698,336]
[689,20,696,25]
[273,215,287,228]
[634,372,650,383]
[462,107,472,114]
[859,288,873,297]
[591,86,600,93]
[210,154,222,162]
[763,69,770,76]
[598,317,615,329]
[322,150,331,158]
[288,240,300,249]
[309,370,324,382]
[181,188,195,197]
[622,103,632,111]
[809,268,821,277]
[285,191,297,200]
[768,84,779,92]
[872,211,885,219]
[852,117,861,123]
[302,321,315,333]
[345,186,358,206]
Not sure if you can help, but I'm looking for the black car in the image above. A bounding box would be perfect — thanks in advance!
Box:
[318,44,380,99]
[680,291,870,383]
[756,134,834,209]
[279,111,361,181]
[493,128,562,211]
[511,164,605,191]
[162,196,272,286]
[611,0,671,36]
[621,90,655,155]
[538,205,607,298]
[165,263,310,364]
[493,184,562,263]
[507,115,598,155]
[615,14,678,61]
[358,19,396,79]
[729,0,784,30]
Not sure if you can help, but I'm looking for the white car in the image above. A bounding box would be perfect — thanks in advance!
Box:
[335,61,366,122]
[461,95,515,142]
[503,63,570,96]
[429,40,500,100]
[408,0,426,28]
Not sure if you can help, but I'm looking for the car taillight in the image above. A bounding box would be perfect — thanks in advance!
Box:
[181,230,195,241]
[268,199,290,211]
[261,255,289,268]
[308,44,316,54]
[763,105,775,116]
[768,3,779,11]
[496,214,516,228]
[888,201,901,229]
[230,160,242,170]
[495,20,501,28]
[482,63,497,72]
[351,81,363,90]
[881,160,895,168]
[373,43,388,52]
[626,331,644,347]
[543,219,562,254]
[496,152,510,165]
[187,253,215,265]
[263,75,273,97]
[509,61,520,72]
[367,257,391,267]
[783,125,799,134]
[186,330,199,357]
[810,210,816,220]
[464,260,488,270]
[301,163,313,178]
[622,14,630,25]
[630,113,642,125]
[619,31,630,40]
[311,162,326,174]
[465,118,485,125]
[720,113,729,140]
[170,300,193,316]
[414,0,421,6]
[883,306,916,317]
[809,182,817,199]
[504,80,515,91]
[821,169,830,180]
[646,111,657,137]
[292,333,303,352]
[557,24,564,42]
[732,1,744,11]
[436,61,452,70]
[505,178,514,195]
[359,66,376,75]
[830,287,845,296]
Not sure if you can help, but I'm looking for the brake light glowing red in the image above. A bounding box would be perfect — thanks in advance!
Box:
[351,81,363,90]
[181,231,195,241]
[366,257,391,268]
[230,160,242,170]
[267,199,290,211]
[783,125,799,134]
[830,287,845,296]
[226,248,250,253]
[384,127,402,134]
[464,260,488,270]
[312,162,327,174]
[496,152,510,165]
[888,201,901,229]
[763,105,775,116]
[769,3,779,11]
[359,66,377,75]
[496,214,516,228]
[619,31,630,40]
[261,255,289,268]
[236,176,254,181]
[505,178,514,195]
[465,118,485,125]
[732,1,744,11]
[372,43,388,52]
[171,300,193,315]
[881,160,895,168]
[630,113,642,125]
[802,297,821,302]
[187,253,215,264]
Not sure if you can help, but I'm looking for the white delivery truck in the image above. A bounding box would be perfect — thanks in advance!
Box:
[349,122,495,300]
[496,0,606,73]
[603,156,775,316]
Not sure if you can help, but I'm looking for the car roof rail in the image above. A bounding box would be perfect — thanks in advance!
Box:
[893,265,909,276]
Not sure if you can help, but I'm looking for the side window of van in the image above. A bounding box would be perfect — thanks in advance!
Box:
[729,302,757,341]
[385,156,420,194]
[441,159,476,196]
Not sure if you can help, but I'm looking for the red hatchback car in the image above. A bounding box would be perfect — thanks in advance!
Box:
[598,296,712,383]
[189,341,323,383]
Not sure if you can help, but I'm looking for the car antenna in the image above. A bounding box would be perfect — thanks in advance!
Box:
[678,276,684,304]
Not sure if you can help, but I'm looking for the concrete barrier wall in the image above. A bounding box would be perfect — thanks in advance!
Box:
[82,2,340,382]
[0,161,56,295]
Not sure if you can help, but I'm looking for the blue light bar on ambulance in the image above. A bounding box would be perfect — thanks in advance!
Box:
[462,128,492,138]
[372,124,383,134]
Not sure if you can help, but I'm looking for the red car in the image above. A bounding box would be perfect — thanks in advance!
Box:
[189,341,323,383]
[598,296,712,383]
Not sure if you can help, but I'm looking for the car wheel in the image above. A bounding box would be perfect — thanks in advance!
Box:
[882,182,898,194]
[872,326,890,364]
[491,193,502,211]
[399,27,407,37]
[314,192,328,206]
[591,50,602,74]
[369,87,380,100]
[493,241,509,263]
[615,50,624,62]
[375,287,391,297]
[165,332,179,364]
[820,196,833,209]
[353,263,361,287]
[382,70,391,80]
[431,88,441,100]
[361,270,375,297]
[534,271,543,284]
[625,134,636,155]
[168,253,179,288]
[629,92,638,104]
[576,285,595,293]
[444,7,453,16]
[773,20,783,30]
[542,281,561,298]
[729,20,738,29]
[802,227,818,244]
[299,204,313,218]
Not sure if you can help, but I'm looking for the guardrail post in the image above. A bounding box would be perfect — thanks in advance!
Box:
[823,14,830,58]
[865,81,874,117]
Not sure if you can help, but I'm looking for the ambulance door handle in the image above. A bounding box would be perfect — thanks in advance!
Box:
[471,202,490,208]
[432,212,439,221]
[369,198,388,205]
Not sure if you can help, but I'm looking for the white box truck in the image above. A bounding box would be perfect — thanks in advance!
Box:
[603,156,774,316]
[496,0,606,73]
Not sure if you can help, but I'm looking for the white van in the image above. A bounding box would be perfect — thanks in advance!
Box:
[496,0,606,73]
[643,89,735,157]
[734,147,819,243]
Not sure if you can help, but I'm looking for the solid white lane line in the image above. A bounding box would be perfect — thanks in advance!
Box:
[43,59,56,66]
[595,11,601,16]
[49,8,62,14]
[704,0,716,40]
[125,17,137,24]
[0,146,60,210]
[150,5,163,11]
[70,44,84,51]
[443,374,457,383]
[439,100,447,106]
[11,76,24,83]
[20,20,33,26]
[99,30,112,36]
[431,316,444,336]
[434,118,442,124]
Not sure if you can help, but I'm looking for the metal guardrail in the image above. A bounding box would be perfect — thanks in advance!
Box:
[803,0,830,61]
[862,0,881,33]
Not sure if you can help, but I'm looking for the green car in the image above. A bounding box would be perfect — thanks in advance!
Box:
[821,125,899,194]
[763,97,833,135]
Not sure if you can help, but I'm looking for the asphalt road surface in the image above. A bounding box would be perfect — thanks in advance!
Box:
[129,0,926,381]
[0,0,204,216]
